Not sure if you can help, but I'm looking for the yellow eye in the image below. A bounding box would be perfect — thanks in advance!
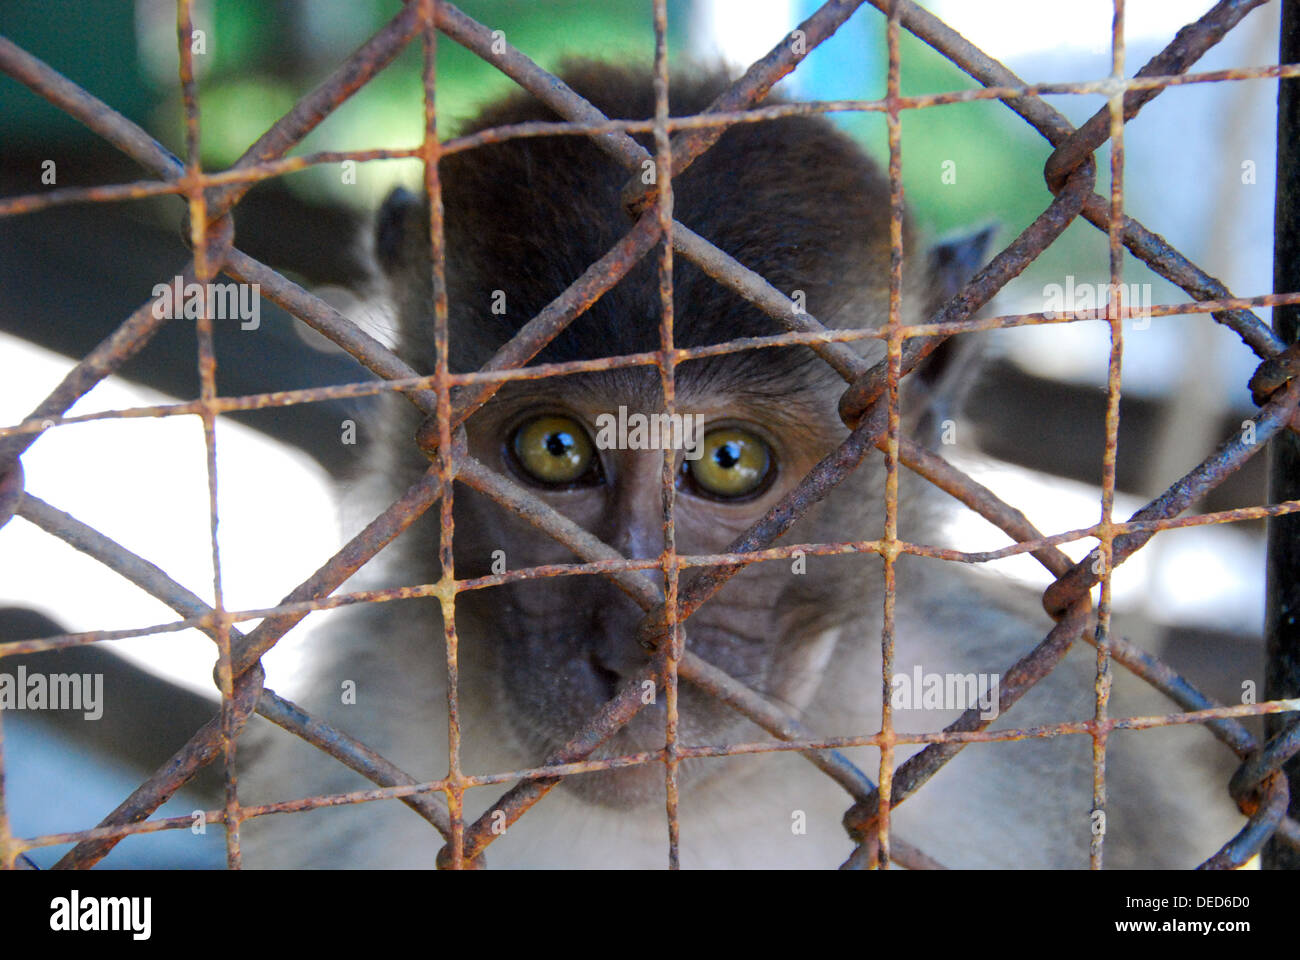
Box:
[685,428,772,500]
[510,415,598,487]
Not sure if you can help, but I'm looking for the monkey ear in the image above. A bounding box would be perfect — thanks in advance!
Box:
[905,224,998,446]
[375,186,424,275]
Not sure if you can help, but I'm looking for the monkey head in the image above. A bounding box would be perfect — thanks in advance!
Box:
[372,63,988,808]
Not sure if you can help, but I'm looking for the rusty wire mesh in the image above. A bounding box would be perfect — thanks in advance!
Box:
[1,0,1300,871]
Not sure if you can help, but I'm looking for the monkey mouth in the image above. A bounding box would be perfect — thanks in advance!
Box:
[476,601,774,810]
[499,655,745,810]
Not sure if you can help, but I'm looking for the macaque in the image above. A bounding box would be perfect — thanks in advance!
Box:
[242,63,1239,868]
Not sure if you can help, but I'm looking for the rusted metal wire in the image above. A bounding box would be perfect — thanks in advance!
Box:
[1,0,1298,871]
[7,288,1300,451]
[416,0,468,870]
[15,494,1300,663]
[622,0,869,215]
[874,0,1289,366]
[1043,0,1271,192]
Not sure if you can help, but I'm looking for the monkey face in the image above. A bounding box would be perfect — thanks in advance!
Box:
[451,370,869,807]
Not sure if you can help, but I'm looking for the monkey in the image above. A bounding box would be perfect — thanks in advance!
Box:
[240,62,1241,869]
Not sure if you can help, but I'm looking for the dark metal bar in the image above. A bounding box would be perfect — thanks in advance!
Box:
[1266,0,1300,871]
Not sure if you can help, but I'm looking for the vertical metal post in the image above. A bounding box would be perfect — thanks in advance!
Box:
[1266,0,1300,871]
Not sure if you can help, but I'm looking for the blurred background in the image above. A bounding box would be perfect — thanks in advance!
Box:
[0,0,1281,866]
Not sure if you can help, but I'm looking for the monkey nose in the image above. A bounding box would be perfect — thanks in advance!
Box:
[587,643,650,681]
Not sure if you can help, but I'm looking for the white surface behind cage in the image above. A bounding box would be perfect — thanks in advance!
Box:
[0,332,341,701]
[975,0,1277,410]
[699,0,1275,406]
[951,0,1277,640]
[687,0,799,72]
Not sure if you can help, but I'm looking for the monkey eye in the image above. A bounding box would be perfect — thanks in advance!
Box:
[681,427,773,501]
[509,415,601,488]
